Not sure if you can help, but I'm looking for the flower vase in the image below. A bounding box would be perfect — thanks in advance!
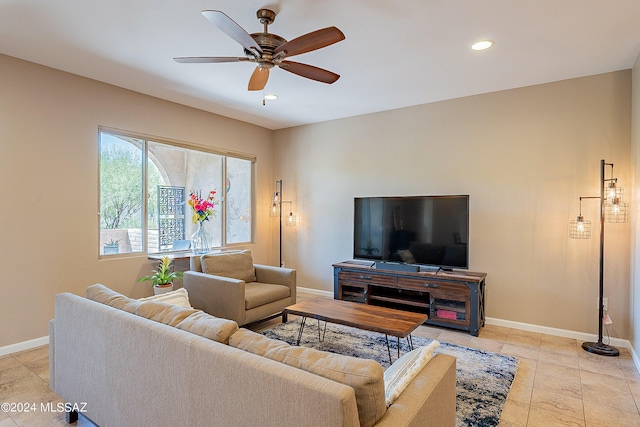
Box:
[191,221,212,254]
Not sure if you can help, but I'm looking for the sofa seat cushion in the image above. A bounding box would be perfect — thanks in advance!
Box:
[175,311,238,344]
[86,283,141,314]
[200,250,256,283]
[136,301,198,327]
[229,328,386,427]
[244,283,291,310]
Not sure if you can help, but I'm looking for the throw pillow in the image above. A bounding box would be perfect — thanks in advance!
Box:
[201,250,257,283]
[136,301,198,327]
[383,340,439,407]
[175,311,238,344]
[138,287,192,308]
[230,329,386,427]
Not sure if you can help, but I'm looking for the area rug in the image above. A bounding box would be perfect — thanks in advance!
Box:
[261,320,518,427]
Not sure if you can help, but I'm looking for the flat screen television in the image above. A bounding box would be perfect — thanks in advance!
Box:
[353,195,469,270]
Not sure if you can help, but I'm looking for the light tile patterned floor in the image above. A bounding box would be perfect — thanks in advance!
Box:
[1,290,639,426]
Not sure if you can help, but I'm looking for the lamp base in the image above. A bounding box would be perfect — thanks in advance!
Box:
[581,341,619,357]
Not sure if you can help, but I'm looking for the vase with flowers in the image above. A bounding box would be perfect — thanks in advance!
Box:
[188,190,216,254]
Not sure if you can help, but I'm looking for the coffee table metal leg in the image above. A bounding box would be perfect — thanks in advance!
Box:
[407,335,414,351]
[296,317,307,346]
[318,320,328,342]
[384,335,392,364]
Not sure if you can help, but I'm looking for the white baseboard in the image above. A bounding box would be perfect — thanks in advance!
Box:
[485,317,632,350]
[297,286,333,297]
[0,336,49,357]
[297,286,639,372]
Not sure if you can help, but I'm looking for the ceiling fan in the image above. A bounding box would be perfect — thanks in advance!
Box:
[174,9,345,91]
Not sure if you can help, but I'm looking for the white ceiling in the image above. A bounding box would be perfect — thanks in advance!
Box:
[1,1,639,130]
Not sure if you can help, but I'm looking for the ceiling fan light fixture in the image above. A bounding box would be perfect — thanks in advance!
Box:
[264,93,278,100]
[472,40,494,51]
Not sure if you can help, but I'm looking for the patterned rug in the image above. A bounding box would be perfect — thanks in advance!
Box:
[261,320,518,427]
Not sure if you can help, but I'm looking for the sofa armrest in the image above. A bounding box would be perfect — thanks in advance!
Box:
[374,354,457,427]
[254,264,296,302]
[183,271,247,324]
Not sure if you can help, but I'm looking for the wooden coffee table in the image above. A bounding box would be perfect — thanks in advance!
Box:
[282,298,428,362]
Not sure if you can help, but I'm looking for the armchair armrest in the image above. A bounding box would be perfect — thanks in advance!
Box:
[183,271,246,324]
[254,264,296,303]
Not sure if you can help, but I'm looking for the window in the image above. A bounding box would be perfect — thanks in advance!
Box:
[99,129,254,255]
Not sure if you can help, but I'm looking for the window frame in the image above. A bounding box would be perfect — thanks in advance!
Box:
[98,126,256,257]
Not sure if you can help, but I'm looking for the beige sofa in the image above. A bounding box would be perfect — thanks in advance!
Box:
[50,285,456,427]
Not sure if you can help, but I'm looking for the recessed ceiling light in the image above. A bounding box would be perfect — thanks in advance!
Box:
[264,94,278,100]
[471,40,494,51]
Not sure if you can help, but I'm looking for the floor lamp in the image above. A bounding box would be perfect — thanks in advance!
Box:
[569,159,628,357]
[270,180,296,267]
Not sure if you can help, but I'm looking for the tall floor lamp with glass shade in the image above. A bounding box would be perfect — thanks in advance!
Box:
[270,180,296,267]
[569,159,628,357]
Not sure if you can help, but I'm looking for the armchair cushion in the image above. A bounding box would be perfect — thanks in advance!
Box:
[244,283,291,310]
[201,250,256,283]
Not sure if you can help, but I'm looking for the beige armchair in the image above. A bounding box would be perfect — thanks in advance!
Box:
[183,250,296,326]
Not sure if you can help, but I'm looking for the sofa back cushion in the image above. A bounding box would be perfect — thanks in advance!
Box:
[175,311,238,344]
[136,301,198,327]
[229,328,386,427]
[200,250,257,283]
[86,283,141,314]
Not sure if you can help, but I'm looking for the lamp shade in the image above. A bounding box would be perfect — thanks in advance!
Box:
[285,212,297,227]
[270,191,280,217]
[569,215,591,239]
[604,182,623,205]
[605,202,628,223]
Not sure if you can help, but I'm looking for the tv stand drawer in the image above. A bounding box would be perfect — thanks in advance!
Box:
[397,277,469,295]
[338,270,397,287]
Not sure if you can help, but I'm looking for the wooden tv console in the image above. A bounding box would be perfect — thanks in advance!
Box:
[333,262,487,336]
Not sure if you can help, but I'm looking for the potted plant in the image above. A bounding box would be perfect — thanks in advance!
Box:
[103,239,120,255]
[137,256,184,295]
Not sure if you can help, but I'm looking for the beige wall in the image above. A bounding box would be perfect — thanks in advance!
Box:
[0,54,274,348]
[631,54,640,357]
[274,71,632,338]
[1,52,634,349]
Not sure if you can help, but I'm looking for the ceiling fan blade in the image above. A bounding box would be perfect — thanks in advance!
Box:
[174,57,250,64]
[201,10,263,55]
[248,67,269,91]
[279,60,340,84]
[274,27,345,57]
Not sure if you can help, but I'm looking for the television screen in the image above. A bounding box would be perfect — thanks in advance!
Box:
[353,195,469,269]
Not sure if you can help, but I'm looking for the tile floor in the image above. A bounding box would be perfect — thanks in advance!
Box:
[1,291,639,426]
